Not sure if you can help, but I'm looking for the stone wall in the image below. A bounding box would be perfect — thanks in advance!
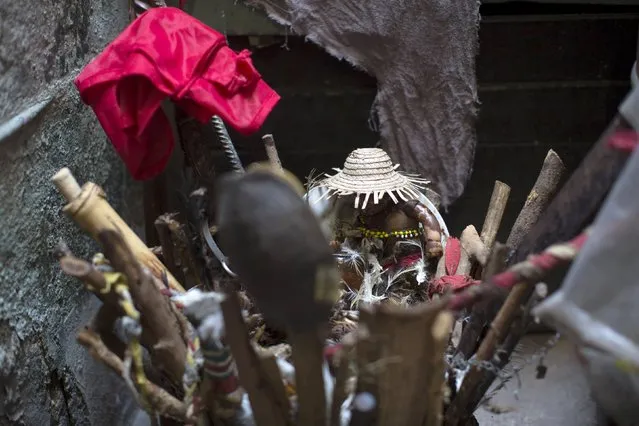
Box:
[0,0,144,424]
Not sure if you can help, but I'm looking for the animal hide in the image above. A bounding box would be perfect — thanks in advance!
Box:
[248,0,481,206]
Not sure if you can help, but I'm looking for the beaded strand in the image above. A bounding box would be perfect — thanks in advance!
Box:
[358,226,421,239]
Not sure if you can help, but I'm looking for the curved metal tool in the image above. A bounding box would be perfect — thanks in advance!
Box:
[202,116,244,277]
[200,218,237,277]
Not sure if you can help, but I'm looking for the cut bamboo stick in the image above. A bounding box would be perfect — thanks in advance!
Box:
[51,167,184,292]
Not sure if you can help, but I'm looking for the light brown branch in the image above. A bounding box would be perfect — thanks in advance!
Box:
[154,213,185,285]
[330,343,355,426]
[506,150,565,251]
[77,329,191,422]
[479,181,511,251]
[289,330,327,426]
[352,300,449,426]
[460,225,488,266]
[221,291,292,426]
[454,243,509,360]
[98,230,187,387]
[470,181,510,279]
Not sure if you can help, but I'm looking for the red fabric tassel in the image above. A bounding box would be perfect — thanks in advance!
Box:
[75,7,280,180]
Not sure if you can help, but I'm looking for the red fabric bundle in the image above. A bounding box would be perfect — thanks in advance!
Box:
[75,7,280,180]
[429,237,479,296]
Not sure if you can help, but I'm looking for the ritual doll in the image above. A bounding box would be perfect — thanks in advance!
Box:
[308,148,449,305]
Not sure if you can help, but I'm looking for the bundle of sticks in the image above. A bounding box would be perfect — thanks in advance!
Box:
[51,105,638,426]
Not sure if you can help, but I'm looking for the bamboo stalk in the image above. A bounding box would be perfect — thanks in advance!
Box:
[51,167,185,293]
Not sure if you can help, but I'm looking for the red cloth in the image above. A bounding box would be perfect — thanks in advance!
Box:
[75,7,280,180]
[429,237,479,296]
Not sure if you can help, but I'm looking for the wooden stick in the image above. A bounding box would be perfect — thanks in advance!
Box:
[445,230,590,425]
[486,124,633,401]
[445,281,529,425]
[221,291,292,426]
[512,122,631,265]
[454,243,509,360]
[460,225,488,266]
[289,329,327,426]
[51,168,185,293]
[155,213,206,291]
[352,301,448,426]
[154,213,184,285]
[254,348,292,416]
[447,229,588,312]
[329,344,354,426]
[479,181,511,251]
[262,134,283,171]
[455,152,562,357]
[425,311,454,426]
[470,181,510,279]
[506,149,565,252]
[77,329,191,423]
[98,230,187,387]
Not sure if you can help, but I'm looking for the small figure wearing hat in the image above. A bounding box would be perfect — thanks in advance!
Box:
[310,148,448,296]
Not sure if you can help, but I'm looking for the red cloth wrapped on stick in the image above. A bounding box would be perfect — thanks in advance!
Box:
[429,237,480,297]
[75,7,280,180]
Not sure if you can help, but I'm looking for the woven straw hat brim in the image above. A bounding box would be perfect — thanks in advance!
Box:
[312,148,430,209]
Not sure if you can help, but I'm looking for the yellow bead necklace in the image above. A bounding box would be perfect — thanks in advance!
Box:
[357,227,421,239]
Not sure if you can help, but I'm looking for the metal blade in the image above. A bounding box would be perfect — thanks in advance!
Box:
[211,115,244,174]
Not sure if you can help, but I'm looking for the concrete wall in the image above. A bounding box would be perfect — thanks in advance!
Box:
[0,0,144,424]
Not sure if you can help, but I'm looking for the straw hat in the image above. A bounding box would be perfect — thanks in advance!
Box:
[313,148,430,209]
